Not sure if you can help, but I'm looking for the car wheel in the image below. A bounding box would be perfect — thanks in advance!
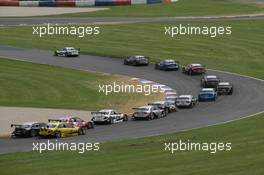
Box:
[79,128,85,135]
[149,113,154,120]
[110,118,114,124]
[123,114,128,122]
[30,130,37,137]
[87,122,93,129]
[165,108,169,115]
[161,111,166,118]
[55,132,61,138]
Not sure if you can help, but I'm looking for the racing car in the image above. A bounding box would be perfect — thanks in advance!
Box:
[38,119,85,138]
[155,59,179,71]
[198,88,217,101]
[124,55,149,66]
[59,116,94,129]
[217,82,233,95]
[182,64,206,75]
[54,47,80,57]
[91,109,128,124]
[11,122,47,138]
[201,75,220,88]
[148,101,177,116]
[175,95,198,108]
[132,105,165,120]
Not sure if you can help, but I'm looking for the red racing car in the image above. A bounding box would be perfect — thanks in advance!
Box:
[59,116,94,129]
[182,64,206,75]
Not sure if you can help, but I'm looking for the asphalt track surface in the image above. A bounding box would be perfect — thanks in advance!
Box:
[0,14,264,26]
[0,45,263,153]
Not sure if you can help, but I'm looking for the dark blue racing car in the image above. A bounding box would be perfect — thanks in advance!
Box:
[155,60,179,71]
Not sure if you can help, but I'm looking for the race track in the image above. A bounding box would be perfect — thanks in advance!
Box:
[0,14,264,26]
[0,45,263,153]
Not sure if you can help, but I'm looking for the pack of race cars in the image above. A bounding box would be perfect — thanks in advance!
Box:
[10,53,234,139]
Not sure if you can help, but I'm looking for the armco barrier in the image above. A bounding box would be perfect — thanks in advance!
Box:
[75,0,94,6]
[161,0,170,3]
[0,0,178,6]
[55,0,75,7]
[147,0,161,4]
[39,0,56,6]
[131,0,146,4]
[19,1,39,6]
[113,0,130,5]
[94,0,113,6]
[0,0,19,6]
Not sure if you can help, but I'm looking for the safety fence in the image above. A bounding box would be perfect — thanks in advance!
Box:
[0,0,178,7]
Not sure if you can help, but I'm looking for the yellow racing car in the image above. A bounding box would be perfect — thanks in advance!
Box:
[39,119,85,138]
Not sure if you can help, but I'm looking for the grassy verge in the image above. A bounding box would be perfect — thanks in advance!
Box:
[49,0,264,18]
[0,112,263,175]
[0,20,263,79]
[0,58,163,112]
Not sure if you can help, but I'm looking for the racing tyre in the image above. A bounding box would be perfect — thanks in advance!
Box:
[110,118,115,124]
[79,128,85,135]
[165,108,169,115]
[30,130,37,137]
[149,113,154,120]
[123,114,128,122]
[161,111,166,118]
[55,132,61,138]
[87,122,93,129]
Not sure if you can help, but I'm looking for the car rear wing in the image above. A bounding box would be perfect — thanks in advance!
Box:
[148,103,161,106]
[91,112,109,115]
[48,119,62,122]
[11,124,22,127]
[132,107,146,110]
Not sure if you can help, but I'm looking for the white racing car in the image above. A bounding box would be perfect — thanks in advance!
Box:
[91,109,128,124]
[132,105,165,120]
[54,47,80,57]
[175,95,198,108]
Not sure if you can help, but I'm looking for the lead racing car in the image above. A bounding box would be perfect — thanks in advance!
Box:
[38,119,85,138]
[54,47,80,57]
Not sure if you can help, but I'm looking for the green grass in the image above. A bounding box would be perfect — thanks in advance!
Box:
[0,58,161,111]
[50,0,264,18]
[1,20,264,79]
[1,112,264,175]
